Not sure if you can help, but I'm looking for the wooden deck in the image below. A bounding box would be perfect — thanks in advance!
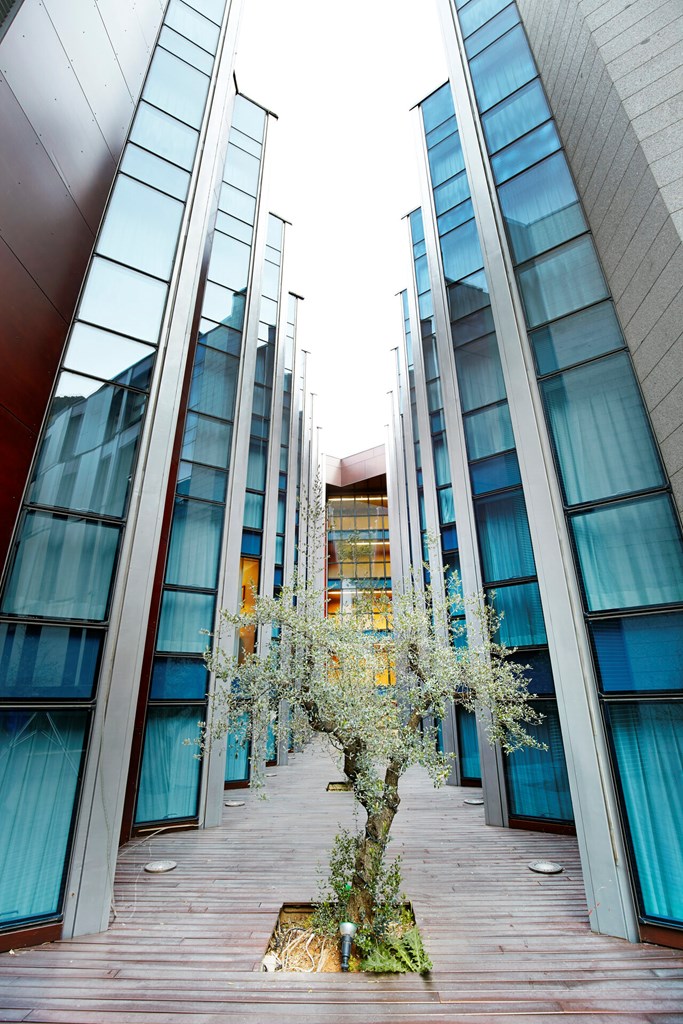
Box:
[1,740,682,1023]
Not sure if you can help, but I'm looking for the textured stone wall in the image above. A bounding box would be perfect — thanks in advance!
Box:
[517,0,683,517]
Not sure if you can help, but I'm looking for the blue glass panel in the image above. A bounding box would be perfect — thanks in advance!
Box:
[157,590,215,653]
[452,305,496,345]
[463,401,514,460]
[488,581,547,645]
[469,26,536,112]
[459,0,511,37]
[465,3,518,57]
[274,566,284,587]
[0,624,101,700]
[216,210,253,244]
[202,281,247,329]
[246,438,268,491]
[505,700,573,821]
[438,486,455,526]
[243,491,264,530]
[517,236,609,328]
[0,709,87,926]
[531,300,624,374]
[437,198,474,235]
[130,102,198,171]
[482,78,551,154]
[189,345,238,420]
[476,489,535,583]
[448,270,490,321]
[433,433,451,487]
[571,495,683,611]
[426,115,458,148]
[508,649,555,695]
[225,711,250,782]
[79,258,168,344]
[470,451,521,494]
[231,95,266,142]
[499,152,586,263]
[428,134,465,188]
[142,48,210,130]
[166,498,223,589]
[608,702,683,923]
[199,321,242,356]
[208,232,251,291]
[120,141,191,200]
[176,461,227,502]
[542,352,665,505]
[456,707,481,781]
[492,120,560,184]
[97,176,184,281]
[1,512,120,621]
[241,530,262,557]
[158,25,214,74]
[591,613,683,693]
[434,171,471,216]
[441,218,484,283]
[414,254,430,295]
[442,524,458,551]
[421,83,455,132]
[225,143,261,196]
[150,656,208,699]
[64,324,155,390]
[30,373,145,518]
[409,208,425,244]
[218,183,256,224]
[135,705,202,823]
[166,0,219,52]
[454,332,506,411]
[187,0,226,25]
[181,412,232,469]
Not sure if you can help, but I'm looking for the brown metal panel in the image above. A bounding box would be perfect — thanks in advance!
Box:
[0,0,115,232]
[43,0,136,157]
[0,404,39,569]
[95,0,162,104]
[0,74,97,321]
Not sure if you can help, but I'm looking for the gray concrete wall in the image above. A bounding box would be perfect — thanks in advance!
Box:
[517,0,683,518]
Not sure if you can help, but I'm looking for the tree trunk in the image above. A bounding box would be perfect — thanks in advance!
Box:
[346,772,401,927]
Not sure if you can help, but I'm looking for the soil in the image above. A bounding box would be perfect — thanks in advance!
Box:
[326,781,354,792]
[263,907,343,972]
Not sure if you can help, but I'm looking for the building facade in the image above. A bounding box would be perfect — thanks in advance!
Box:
[0,0,311,952]
[388,0,683,947]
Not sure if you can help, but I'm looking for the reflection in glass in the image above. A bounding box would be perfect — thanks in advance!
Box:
[176,461,227,502]
[499,152,586,263]
[531,301,624,375]
[63,324,155,389]
[181,412,232,469]
[454,332,506,411]
[440,218,484,283]
[491,120,560,184]
[0,623,102,700]
[463,401,514,460]
[79,258,168,344]
[591,613,683,694]
[517,236,608,328]
[482,78,551,153]
[189,345,238,421]
[469,26,536,112]
[207,232,251,291]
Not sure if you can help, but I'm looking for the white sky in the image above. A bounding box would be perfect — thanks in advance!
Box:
[234,0,448,458]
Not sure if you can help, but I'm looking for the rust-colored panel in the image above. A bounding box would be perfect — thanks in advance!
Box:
[0,1,116,232]
[0,403,38,570]
[0,920,61,954]
[0,74,97,322]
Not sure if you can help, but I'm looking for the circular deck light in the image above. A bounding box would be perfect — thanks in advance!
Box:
[144,860,177,873]
[528,860,563,874]
[224,800,245,807]
[464,798,484,805]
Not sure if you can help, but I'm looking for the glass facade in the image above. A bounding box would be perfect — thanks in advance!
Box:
[0,0,228,931]
[453,0,683,927]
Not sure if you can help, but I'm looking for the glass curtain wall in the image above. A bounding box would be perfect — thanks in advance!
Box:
[452,0,683,923]
[419,81,572,822]
[134,94,267,824]
[0,0,229,931]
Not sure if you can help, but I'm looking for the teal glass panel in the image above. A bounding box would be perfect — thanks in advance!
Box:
[189,345,238,420]
[456,707,482,781]
[1,512,120,621]
[30,373,145,518]
[433,434,451,487]
[492,120,560,184]
[97,175,184,280]
[135,705,202,823]
[452,305,496,346]
[448,270,490,321]
[166,0,220,52]
[79,258,168,344]
[243,491,264,530]
[459,0,511,37]
[428,134,465,188]
[517,236,609,328]
[166,498,223,589]
[421,83,455,132]
[208,232,251,291]
[414,254,430,294]
[571,494,683,611]
[199,321,242,356]
[0,624,101,700]
[464,2,518,57]
[158,25,214,74]
[64,324,155,390]
[482,78,551,154]
[454,332,506,411]
[476,489,536,583]
[202,282,246,329]
[241,530,261,557]
[542,352,665,505]
[266,718,277,762]
[488,581,547,646]
[591,612,683,693]
[142,48,210,130]
[157,589,215,653]
[469,26,536,112]
[176,461,227,502]
[426,115,458,148]
[231,95,266,142]
[499,152,585,263]
[531,300,624,374]
[0,709,87,926]
[181,412,232,469]
[130,102,199,170]
[608,702,683,923]
[150,656,208,700]
[120,142,191,200]
[438,486,455,526]
[505,700,573,821]
[440,218,484,282]
[246,438,268,491]
[225,712,250,782]
[434,171,471,216]
[437,197,474,235]
[470,451,521,494]
[508,649,555,695]
[463,401,514,460]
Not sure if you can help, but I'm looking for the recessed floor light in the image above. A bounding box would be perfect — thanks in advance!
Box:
[144,860,177,873]
[464,798,484,805]
[528,860,563,874]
